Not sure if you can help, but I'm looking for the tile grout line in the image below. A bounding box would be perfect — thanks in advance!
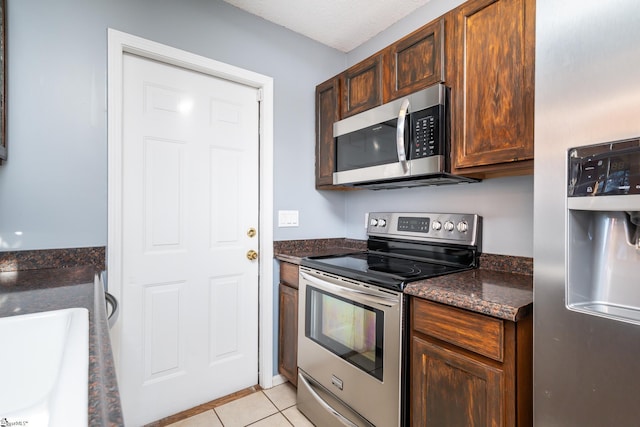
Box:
[165,384,307,427]
[222,389,298,427]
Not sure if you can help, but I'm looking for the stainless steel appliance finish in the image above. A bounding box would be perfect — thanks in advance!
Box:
[298,268,403,427]
[297,212,481,427]
[332,84,479,189]
[566,140,640,325]
[534,1,640,424]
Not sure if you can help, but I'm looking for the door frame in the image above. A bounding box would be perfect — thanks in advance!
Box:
[106,29,275,390]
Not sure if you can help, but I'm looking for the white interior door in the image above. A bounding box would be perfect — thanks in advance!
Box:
[119,53,260,426]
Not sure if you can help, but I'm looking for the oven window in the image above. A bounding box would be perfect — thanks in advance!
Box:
[305,286,384,381]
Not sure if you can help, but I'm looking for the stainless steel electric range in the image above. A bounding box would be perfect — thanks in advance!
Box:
[296,212,482,427]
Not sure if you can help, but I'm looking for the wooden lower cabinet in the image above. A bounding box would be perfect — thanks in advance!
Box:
[412,336,504,426]
[410,297,532,426]
[278,261,299,386]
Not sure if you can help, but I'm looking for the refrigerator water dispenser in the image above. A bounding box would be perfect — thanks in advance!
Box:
[567,138,640,325]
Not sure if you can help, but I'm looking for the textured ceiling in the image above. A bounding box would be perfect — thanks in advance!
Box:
[222,0,432,52]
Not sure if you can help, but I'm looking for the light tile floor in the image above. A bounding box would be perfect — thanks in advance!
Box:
[167,383,314,427]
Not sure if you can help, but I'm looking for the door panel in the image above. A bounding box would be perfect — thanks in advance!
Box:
[121,53,259,425]
[144,138,185,250]
[144,282,184,380]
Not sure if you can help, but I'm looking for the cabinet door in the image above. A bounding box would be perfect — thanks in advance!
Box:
[383,19,444,102]
[315,77,340,189]
[411,336,503,426]
[341,54,383,118]
[451,0,535,176]
[278,282,298,386]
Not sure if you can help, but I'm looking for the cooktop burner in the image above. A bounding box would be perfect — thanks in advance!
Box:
[301,252,470,291]
[300,212,482,291]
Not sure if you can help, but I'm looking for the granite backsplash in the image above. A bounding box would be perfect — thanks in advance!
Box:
[0,246,106,272]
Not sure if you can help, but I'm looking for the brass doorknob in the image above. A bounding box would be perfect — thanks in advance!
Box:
[246,250,258,261]
[247,227,257,238]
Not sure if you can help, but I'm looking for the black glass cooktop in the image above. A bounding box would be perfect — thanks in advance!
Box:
[301,251,472,291]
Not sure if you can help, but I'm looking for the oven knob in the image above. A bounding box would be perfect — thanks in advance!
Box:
[370,218,378,227]
[444,221,455,232]
[378,219,387,227]
[456,221,468,233]
[432,221,442,231]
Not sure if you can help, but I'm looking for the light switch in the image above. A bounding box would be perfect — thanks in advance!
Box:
[278,210,299,227]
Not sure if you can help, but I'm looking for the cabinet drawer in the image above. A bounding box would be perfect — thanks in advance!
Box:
[280,262,299,288]
[412,298,504,362]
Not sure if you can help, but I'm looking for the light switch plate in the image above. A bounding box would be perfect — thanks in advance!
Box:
[278,210,299,227]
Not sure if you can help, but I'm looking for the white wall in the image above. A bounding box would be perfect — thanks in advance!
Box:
[0,0,346,250]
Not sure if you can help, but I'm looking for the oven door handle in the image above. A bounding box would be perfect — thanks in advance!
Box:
[396,97,410,173]
[300,271,399,307]
[298,372,360,427]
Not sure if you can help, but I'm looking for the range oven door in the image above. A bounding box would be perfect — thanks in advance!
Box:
[297,267,403,427]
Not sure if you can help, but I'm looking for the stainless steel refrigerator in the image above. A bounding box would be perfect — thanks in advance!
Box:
[534,1,640,425]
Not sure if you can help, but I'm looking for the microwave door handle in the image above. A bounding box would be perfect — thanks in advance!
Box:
[396,98,410,173]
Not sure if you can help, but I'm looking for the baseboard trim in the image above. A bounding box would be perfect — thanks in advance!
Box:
[271,374,289,387]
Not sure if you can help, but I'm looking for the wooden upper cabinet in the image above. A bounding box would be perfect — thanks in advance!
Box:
[383,18,445,102]
[314,0,537,189]
[340,54,383,118]
[315,77,340,189]
[451,0,535,177]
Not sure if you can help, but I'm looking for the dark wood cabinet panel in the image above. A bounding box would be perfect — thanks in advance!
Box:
[410,297,533,426]
[413,298,504,362]
[315,77,340,189]
[451,0,535,177]
[412,336,503,426]
[383,19,444,102]
[280,261,299,289]
[278,282,298,386]
[340,54,383,118]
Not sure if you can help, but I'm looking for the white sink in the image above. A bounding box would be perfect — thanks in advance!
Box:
[0,308,89,427]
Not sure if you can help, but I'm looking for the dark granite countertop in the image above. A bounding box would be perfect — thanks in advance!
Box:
[274,238,367,265]
[274,239,533,322]
[403,269,532,321]
[0,265,123,426]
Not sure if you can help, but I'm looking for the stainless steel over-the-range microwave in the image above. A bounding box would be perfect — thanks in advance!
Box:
[332,83,478,189]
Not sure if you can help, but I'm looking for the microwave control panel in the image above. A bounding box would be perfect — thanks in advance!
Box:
[411,105,443,159]
[568,138,640,196]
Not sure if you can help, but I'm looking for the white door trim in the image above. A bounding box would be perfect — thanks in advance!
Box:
[107,29,274,390]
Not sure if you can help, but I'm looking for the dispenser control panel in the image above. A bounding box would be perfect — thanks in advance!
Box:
[568,138,640,196]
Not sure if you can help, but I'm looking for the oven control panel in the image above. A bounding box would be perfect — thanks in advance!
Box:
[367,212,481,247]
